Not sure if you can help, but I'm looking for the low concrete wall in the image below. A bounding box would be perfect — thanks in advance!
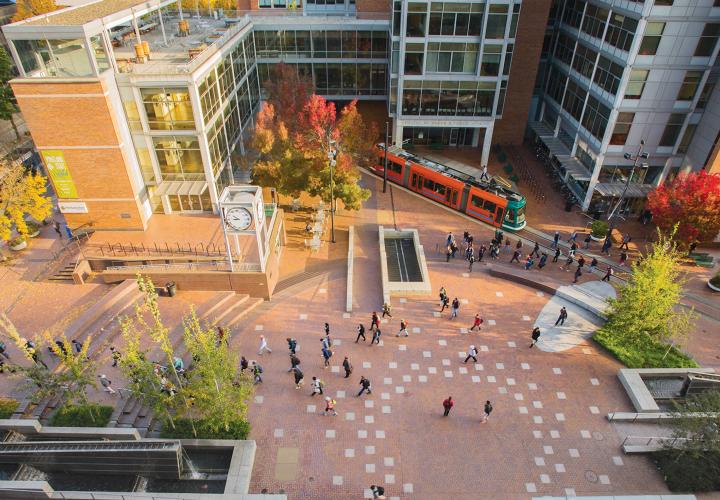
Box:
[618,368,716,413]
[488,267,558,296]
[346,226,354,313]
[379,227,432,304]
[0,419,141,440]
[72,259,92,285]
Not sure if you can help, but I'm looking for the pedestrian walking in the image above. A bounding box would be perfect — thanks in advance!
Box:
[478,244,486,262]
[450,298,460,319]
[99,374,116,394]
[370,312,380,332]
[516,239,523,251]
[577,255,585,269]
[529,327,541,348]
[53,220,62,238]
[480,164,490,181]
[470,314,483,331]
[343,356,353,378]
[382,302,392,318]
[464,345,478,363]
[551,231,560,249]
[240,356,249,372]
[538,253,548,269]
[71,339,82,353]
[396,319,409,337]
[110,346,121,367]
[524,255,535,270]
[450,240,458,259]
[588,257,598,273]
[481,400,493,423]
[502,240,511,254]
[446,232,455,247]
[287,337,297,354]
[0,341,9,359]
[530,241,540,258]
[371,328,381,345]
[573,266,582,283]
[468,251,475,271]
[323,396,338,416]
[601,237,612,255]
[440,295,450,312]
[554,307,568,326]
[584,234,592,249]
[569,241,578,257]
[446,244,452,262]
[620,233,631,250]
[357,376,372,396]
[324,322,330,336]
[370,485,386,499]
[439,286,447,302]
[602,266,613,282]
[510,249,521,263]
[288,353,301,372]
[553,247,561,263]
[619,251,628,266]
[311,376,324,396]
[443,396,454,417]
[321,336,331,350]
[292,366,304,388]
[569,231,578,243]
[321,346,332,368]
[355,324,367,343]
[252,361,263,384]
[565,254,574,268]
[258,335,272,355]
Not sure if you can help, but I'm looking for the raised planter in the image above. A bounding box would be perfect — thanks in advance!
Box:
[589,234,605,242]
[28,230,40,238]
[9,239,27,251]
[708,280,720,292]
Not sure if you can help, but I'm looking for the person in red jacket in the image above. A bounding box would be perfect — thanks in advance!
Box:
[443,396,454,417]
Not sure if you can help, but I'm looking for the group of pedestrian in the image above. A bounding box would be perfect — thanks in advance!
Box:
[442,395,493,423]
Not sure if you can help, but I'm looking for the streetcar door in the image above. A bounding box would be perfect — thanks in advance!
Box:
[495,207,504,225]
[449,128,459,146]
[411,173,418,188]
[417,175,424,192]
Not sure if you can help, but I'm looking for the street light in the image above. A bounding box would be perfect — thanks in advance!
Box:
[383,121,389,194]
[328,137,337,244]
[607,139,649,223]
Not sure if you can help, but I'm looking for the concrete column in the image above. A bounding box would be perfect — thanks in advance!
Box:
[481,122,494,167]
[394,119,403,147]
[472,128,480,147]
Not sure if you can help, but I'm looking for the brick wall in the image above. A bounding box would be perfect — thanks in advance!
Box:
[356,0,390,14]
[11,79,146,231]
[493,0,552,146]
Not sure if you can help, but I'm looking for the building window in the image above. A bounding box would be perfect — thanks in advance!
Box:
[677,124,696,154]
[593,55,623,95]
[555,32,575,67]
[563,79,587,121]
[697,73,717,109]
[581,4,608,40]
[428,2,483,37]
[141,87,195,130]
[546,65,567,105]
[406,3,427,37]
[480,44,502,76]
[572,43,597,80]
[604,13,638,52]
[392,1,401,37]
[677,70,703,101]
[486,4,509,39]
[609,112,634,145]
[655,0,674,5]
[639,22,664,55]
[503,43,513,76]
[562,0,585,30]
[694,23,720,57]
[404,43,424,75]
[581,96,610,140]
[153,136,204,181]
[625,69,648,99]
[426,42,479,74]
[509,4,521,38]
[659,113,686,147]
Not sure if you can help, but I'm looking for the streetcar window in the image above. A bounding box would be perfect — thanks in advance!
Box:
[390,161,403,174]
[483,200,496,213]
[470,195,484,208]
[423,178,446,196]
[412,173,418,187]
[452,191,458,205]
[516,205,526,220]
[505,209,515,222]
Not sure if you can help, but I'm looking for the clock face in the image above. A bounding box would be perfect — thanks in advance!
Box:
[225,207,252,231]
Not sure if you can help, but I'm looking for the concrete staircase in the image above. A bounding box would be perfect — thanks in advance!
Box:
[47,263,76,283]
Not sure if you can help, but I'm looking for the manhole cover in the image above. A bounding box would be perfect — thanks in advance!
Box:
[593,431,604,441]
[279,489,285,494]
[309,477,314,482]
[585,470,598,483]
[261,488,268,493]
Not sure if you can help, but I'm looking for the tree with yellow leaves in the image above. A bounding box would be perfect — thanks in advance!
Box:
[0,159,52,258]
[12,0,60,22]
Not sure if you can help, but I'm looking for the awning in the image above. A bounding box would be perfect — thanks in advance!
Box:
[593,183,654,198]
[529,122,591,181]
[555,155,592,181]
[154,180,208,197]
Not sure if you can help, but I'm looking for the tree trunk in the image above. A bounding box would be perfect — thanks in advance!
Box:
[8,114,19,142]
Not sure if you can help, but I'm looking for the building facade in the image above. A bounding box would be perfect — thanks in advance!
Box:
[3,0,550,231]
[532,0,720,215]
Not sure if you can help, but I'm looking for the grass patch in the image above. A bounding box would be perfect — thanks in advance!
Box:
[49,404,113,427]
[653,450,720,492]
[0,398,19,419]
[160,417,250,440]
[593,328,698,369]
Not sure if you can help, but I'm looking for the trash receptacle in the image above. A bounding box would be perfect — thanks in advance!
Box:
[165,281,177,297]
[564,200,574,212]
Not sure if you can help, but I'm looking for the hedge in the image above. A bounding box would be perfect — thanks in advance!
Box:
[49,404,113,427]
[160,417,250,440]
[653,450,720,492]
[0,398,19,419]
[593,328,698,369]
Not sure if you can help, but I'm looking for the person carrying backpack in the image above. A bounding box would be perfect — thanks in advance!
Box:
[252,362,263,384]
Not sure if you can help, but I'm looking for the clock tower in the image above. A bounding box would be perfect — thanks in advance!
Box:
[218,185,271,272]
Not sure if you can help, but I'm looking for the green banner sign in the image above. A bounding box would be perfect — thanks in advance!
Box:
[41,150,78,199]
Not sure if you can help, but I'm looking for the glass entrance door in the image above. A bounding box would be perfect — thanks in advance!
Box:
[449,128,459,146]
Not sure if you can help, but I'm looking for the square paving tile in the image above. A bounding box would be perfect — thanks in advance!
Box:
[507,378,516,385]
[474,364,484,370]
[384,457,394,466]
[365,445,376,455]
[488,320,496,326]
[569,449,580,458]
[332,475,343,485]
[345,412,355,421]
[389,362,397,369]
[274,428,284,438]
[487,376,496,383]
[444,370,453,378]
[472,376,481,383]
[365,463,375,473]
[518,406,528,414]
[306,405,316,413]
[384,377,392,384]
[534,457,545,466]
[528,383,538,390]
[525,483,536,493]
[423,351,432,358]
[591,378,600,385]
[403,484,413,493]
[376,430,386,439]
[365,416,375,424]
[553,368,562,374]
[613,456,624,466]
[403,375,411,382]
[337,391,346,398]
[345,448,355,458]
[395,386,405,393]
[411,363,420,370]
[521,363,531,370]
[325,430,336,438]
[382,405,392,414]
[364,400,374,408]
[363,362,372,369]
[358,430,368,439]
[385,474,396,484]
[555,413,566,422]
[428,367,437,374]
[255,396,264,404]
[480,345,489,352]
[555,463,566,473]
[381,392,390,400]
[419,375,428,382]
[412,327,421,333]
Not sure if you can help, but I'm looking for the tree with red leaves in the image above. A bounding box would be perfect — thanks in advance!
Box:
[250,66,376,210]
[646,170,720,246]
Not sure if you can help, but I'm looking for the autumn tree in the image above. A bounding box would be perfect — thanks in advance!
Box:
[0,159,53,258]
[0,47,20,142]
[251,65,375,210]
[12,0,59,22]
[647,170,720,246]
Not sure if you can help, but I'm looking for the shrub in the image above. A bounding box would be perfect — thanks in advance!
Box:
[25,221,40,234]
[591,220,609,238]
[710,273,720,288]
[0,398,19,419]
[653,450,720,492]
[161,417,250,440]
[593,327,698,369]
[8,236,26,247]
[49,404,113,427]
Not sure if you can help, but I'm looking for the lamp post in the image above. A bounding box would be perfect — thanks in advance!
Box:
[328,137,337,244]
[607,140,649,224]
[383,121,389,194]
